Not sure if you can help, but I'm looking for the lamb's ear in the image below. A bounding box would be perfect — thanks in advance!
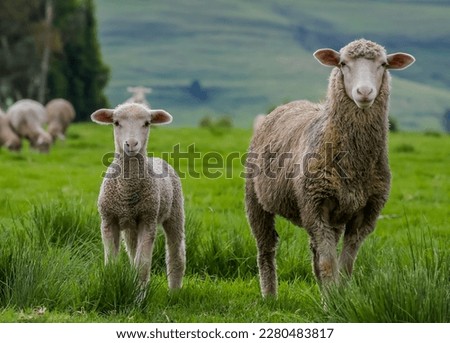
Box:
[314,48,340,67]
[91,109,114,124]
[386,53,415,70]
[150,109,173,125]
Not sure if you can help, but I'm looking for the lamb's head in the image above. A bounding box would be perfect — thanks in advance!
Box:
[91,103,172,156]
[314,39,415,109]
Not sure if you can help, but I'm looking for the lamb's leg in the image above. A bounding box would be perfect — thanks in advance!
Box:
[340,200,380,276]
[101,219,120,264]
[245,178,278,297]
[162,214,186,290]
[123,229,138,263]
[134,221,157,285]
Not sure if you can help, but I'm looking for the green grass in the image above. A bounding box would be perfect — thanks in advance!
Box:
[0,123,449,322]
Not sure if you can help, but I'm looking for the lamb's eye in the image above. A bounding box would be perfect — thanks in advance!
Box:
[143,121,150,128]
[340,61,346,67]
[113,121,120,127]
[381,62,387,67]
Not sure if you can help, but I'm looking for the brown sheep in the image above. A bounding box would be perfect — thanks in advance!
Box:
[0,108,22,152]
[245,39,415,297]
[46,98,76,141]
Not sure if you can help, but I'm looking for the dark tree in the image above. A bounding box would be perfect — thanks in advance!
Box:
[47,0,110,120]
[0,0,44,103]
[0,0,109,120]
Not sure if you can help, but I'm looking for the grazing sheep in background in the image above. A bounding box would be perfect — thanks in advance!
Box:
[45,98,76,141]
[7,99,52,153]
[253,114,266,132]
[0,108,22,152]
[245,39,415,297]
[91,103,186,289]
[125,86,152,108]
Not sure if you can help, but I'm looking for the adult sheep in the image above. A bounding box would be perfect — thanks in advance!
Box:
[46,98,76,141]
[7,99,52,153]
[253,114,266,132]
[245,39,415,297]
[91,103,186,289]
[0,108,22,152]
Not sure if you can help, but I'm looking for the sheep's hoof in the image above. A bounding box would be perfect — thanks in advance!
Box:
[136,285,148,304]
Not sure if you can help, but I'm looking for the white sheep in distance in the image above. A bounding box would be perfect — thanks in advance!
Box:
[45,98,76,141]
[245,39,415,297]
[91,103,186,289]
[7,99,52,153]
[0,108,22,152]
[125,86,152,108]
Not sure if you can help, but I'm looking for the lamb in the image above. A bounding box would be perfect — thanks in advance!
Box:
[0,108,22,152]
[125,86,152,108]
[7,99,52,153]
[245,39,415,297]
[45,98,76,141]
[91,103,186,289]
[253,114,266,132]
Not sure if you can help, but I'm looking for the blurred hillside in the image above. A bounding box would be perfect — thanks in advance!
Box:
[96,0,450,130]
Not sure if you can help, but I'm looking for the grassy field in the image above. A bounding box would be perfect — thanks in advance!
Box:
[95,0,450,130]
[0,123,449,322]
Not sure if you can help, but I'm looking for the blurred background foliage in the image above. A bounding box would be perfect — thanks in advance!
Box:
[0,0,109,120]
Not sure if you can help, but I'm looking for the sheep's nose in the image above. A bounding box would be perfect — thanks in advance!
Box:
[125,139,138,148]
[356,86,374,98]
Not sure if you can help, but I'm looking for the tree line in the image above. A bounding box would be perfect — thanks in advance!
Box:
[0,0,109,121]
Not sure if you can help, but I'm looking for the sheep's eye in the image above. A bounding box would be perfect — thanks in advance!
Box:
[143,121,150,128]
[113,121,120,127]
[381,62,387,67]
[339,61,346,67]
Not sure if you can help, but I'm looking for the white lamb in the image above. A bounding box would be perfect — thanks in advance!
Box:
[91,103,186,289]
[7,99,52,153]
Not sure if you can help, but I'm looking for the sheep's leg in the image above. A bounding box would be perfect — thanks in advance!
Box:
[308,198,343,286]
[134,221,157,285]
[310,225,343,283]
[101,219,120,264]
[309,224,340,286]
[162,215,186,290]
[123,229,138,264]
[245,178,278,297]
[340,202,379,276]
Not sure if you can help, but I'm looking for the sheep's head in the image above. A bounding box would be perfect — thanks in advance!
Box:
[91,103,172,156]
[314,39,415,109]
[31,131,52,153]
[6,136,22,152]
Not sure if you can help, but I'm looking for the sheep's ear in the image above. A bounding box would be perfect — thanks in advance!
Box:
[386,53,415,70]
[150,109,173,125]
[91,109,114,124]
[314,48,340,67]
